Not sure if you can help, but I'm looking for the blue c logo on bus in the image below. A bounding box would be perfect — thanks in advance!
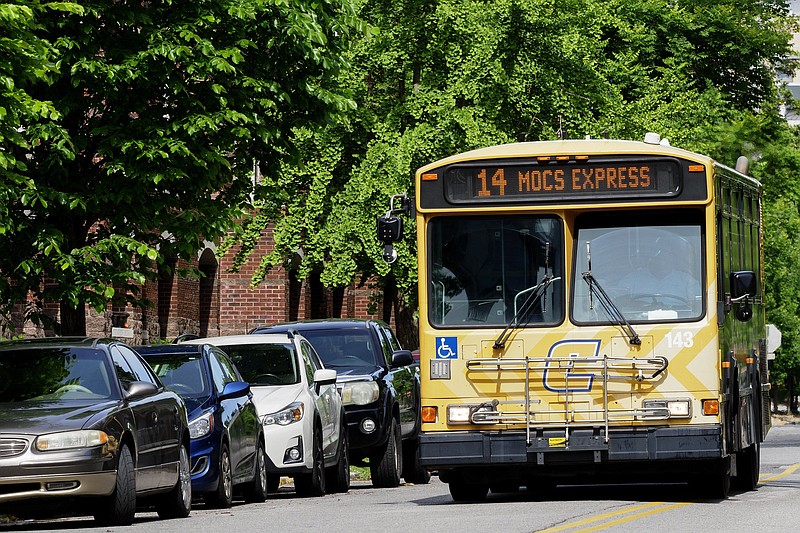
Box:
[436,337,458,359]
[542,339,600,393]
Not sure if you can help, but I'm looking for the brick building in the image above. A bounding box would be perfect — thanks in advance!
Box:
[10,225,386,344]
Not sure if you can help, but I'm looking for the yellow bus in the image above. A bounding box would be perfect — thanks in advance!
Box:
[377,135,769,501]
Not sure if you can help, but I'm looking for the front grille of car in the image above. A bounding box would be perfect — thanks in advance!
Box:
[0,438,29,457]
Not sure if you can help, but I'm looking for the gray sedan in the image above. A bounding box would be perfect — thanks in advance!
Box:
[0,337,192,525]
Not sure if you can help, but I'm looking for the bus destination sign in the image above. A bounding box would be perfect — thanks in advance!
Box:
[443,159,681,202]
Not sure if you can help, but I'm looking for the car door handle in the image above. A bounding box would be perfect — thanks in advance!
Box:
[150,411,158,425]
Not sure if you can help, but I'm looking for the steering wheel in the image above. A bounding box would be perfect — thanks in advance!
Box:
[618,293,691,310]
[253,373,282,385]
[55,384,92,395]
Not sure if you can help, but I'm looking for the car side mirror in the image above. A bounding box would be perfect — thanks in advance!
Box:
[313,368,337,393]
[220,381,250,401]
[125,380,159,399]
[391,349,414,368]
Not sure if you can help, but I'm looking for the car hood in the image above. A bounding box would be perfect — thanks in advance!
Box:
[250,384,303,416]
[331,365,383,381]
[0,400,120,435]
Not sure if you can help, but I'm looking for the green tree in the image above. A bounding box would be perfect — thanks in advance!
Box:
[227,0,795,348]
[1,0,361,334]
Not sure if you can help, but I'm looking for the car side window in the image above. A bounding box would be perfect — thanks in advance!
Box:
[300,343,316,384]
[110,348,137,385]
[382,325,403,351]
[302,341,324,371]
[207,351,232,394]
[217,349,244,381]
[374,326,393,366]
[115,345,159,385]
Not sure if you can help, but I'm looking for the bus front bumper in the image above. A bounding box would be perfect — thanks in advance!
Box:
[420,425,722,470]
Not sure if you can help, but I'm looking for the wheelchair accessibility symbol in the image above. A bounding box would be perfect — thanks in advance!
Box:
[436,337,458,359]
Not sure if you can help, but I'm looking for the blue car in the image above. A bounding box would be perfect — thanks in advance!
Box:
[136,344,267,508]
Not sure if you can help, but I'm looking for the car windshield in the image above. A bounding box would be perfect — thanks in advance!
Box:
[220,343,299,386]
[297,330,378,368]
[146,354,210,399]
[0,347,115,402]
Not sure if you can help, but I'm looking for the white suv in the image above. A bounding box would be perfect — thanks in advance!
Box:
[183,333,349,496]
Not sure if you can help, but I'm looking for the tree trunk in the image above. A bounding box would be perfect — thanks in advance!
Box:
[59,301,87,336]
[382,274,419,350]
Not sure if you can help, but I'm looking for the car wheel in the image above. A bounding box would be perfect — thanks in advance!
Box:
[402,437,431,485]
[93,444,136,526]
[370,418,402,488]
[295,425,326,497]
[156,443,192,519]
[243,441,268,503]
[326,419,350,493]
[206,444,233,508]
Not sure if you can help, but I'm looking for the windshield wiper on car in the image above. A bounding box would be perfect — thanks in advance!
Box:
[582,242,641,346]
[494,274,560,349]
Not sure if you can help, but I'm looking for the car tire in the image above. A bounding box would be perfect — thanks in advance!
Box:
[206,444,233,508]
[370,418,402,488]
[94,444,136,526]
[156,443,192,519]
[243,441,268,503]
[326,419,350,493]
[295,425,326,497]
[402,437,431,485]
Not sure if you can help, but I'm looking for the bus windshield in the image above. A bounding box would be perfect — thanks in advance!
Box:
[428,216,564,327]
[572,211,704,323]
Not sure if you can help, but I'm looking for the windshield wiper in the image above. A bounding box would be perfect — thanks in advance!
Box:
[582,242,641,345]
[493,274,560,349]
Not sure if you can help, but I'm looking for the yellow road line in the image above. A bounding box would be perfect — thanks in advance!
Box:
[535,463,800,533]
[759,462,800,483]
[535,502,681,533]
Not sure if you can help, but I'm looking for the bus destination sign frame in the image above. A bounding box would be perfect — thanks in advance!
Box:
[442,158,683,203]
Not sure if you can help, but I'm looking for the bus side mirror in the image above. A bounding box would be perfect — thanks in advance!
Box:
[730,271,756,300]
[377,216,403,244]
[730,271,756,322]
[377,216,403,264]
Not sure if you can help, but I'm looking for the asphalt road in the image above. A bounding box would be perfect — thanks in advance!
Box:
[4,422,800,533]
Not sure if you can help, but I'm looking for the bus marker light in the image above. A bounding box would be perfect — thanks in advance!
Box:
[422,406,438,423]
[703,399,720,415]
[422,173,438,181]
[688,165,705,172]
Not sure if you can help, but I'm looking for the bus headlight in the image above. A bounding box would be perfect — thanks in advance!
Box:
[447,403,497,424]
[643,399,692,418]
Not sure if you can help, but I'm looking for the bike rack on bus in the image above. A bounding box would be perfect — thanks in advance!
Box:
[465,355,669,447]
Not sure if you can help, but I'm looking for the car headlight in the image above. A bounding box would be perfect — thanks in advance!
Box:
[263,402,304,426]
[341,381,379,406]
[36,430,108,451]
[189,412,214,439]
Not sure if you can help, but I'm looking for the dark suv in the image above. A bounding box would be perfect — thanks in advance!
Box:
[250,319,429,487]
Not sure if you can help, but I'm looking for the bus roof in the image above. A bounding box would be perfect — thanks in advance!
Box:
[417,138,714,175]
